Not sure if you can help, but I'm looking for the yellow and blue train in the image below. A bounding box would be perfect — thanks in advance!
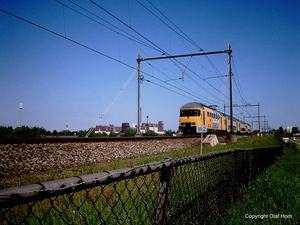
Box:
[179,102,251,134]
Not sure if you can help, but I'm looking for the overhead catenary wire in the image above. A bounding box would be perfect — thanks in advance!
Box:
[140,66,213,104]
[136,0,199,48]
[145,62,215,104]
[144,0,202,51]
[90,0,167,56]
[142,0,227,80]
[131,38,220,105]
[62,0,161,52]
[0,9,135,70]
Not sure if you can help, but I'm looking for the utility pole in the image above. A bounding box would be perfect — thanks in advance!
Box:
[19,103,23,126]
[225,103,260,132]
[252,119,268,133]
[137,53,142,136]
[228,44,233,134]
[227,44,237,142]
[244,114,265,133]
[258,103,260,132]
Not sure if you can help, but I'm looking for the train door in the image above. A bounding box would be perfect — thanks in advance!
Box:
[203,110,206,125]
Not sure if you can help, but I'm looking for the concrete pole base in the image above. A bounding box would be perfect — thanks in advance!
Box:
[228,134,237,142]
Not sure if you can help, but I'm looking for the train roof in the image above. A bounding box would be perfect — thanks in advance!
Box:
[180,102,205,109]
[180,102,218,110]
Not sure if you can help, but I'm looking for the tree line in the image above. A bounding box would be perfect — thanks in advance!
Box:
[277,126,299,137]
[0,126,175,138]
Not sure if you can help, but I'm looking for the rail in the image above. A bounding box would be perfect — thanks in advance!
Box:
[0,135,201,144]
[0,146,282,225]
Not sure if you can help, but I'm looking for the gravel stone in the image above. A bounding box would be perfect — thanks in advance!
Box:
[0,138,199,176]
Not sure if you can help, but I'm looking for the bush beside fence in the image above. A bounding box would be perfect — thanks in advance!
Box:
[0,146,282,225]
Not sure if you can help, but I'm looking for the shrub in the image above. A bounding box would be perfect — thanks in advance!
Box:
[143,130,158,136]
[109,131,118,137]
[0,126,14,138]
[165,130,174,136]
[123,129,136,137]
[13,126,48,137]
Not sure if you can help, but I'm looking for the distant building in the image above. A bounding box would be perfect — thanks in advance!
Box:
[134,121,165,134]
[95,121,165,135]
[121,122,130,132]
[158,121,164,132]
[95,125,121,134]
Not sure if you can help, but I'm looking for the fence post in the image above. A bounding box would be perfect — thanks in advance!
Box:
[253,148,259,179]
[231,150,238,202]
[155,167,174,225]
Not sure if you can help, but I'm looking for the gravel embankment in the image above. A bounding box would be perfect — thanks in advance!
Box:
[0,138,199,176]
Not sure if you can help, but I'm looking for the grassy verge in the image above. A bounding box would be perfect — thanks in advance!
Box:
[0,135,281,189]
[222,142,300,224]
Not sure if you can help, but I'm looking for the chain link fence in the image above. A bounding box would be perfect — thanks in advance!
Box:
[0,146,282,225]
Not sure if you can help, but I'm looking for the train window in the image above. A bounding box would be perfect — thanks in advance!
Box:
[180,110,200,117]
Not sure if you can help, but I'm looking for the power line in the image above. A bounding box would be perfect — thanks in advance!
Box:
[144,63,215,104]
[90,0,166,55]
[0,8,135,70]
[62,0,161,52]
[136,0,200,49]
[136,1,223,79]
[143,0,227,84]
[145,0,202,50]
[232,57,248,105]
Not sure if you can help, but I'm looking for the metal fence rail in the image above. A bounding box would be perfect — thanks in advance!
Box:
[0,146,282,225]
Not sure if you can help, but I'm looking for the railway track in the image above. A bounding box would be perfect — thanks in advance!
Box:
[0,136,202,177]
[0,135,202,144]
[0,134,251,144]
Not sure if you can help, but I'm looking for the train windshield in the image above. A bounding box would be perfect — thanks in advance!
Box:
[180,109,200,117]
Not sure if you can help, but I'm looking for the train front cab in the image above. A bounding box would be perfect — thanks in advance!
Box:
[179,107,203,134]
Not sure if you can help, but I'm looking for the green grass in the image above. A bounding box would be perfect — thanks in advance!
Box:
[222,143,300,224]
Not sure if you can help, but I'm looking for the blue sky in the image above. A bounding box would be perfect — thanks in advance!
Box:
[1,0,299,132]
